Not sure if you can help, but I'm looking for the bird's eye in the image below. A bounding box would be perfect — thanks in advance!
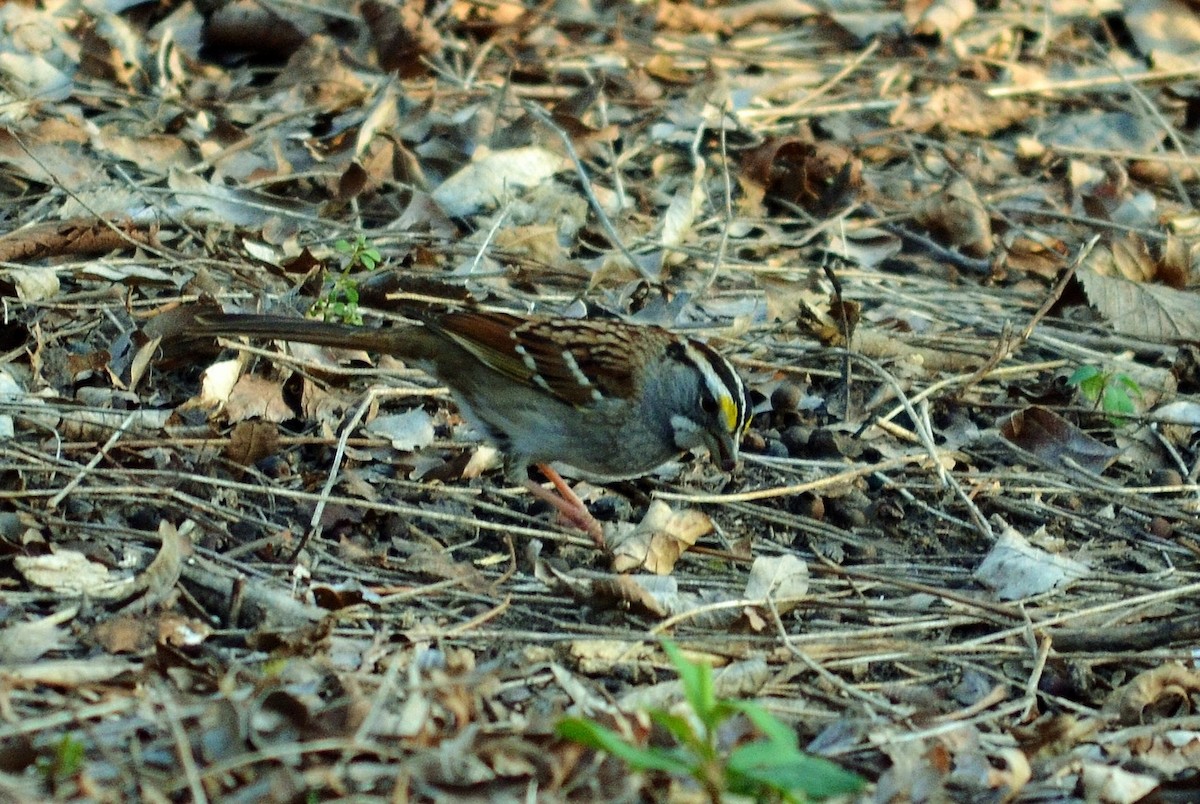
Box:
[700,395,718,414]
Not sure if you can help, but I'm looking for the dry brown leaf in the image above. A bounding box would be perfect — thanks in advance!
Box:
[715,0,819,27]
[493,223,570,266]
[225,420,281,466]
[92,614,153,655]
[1077,264,1200,342]
[797,296,861,347]
[973,523,1089,601]
[913,177,993,257]
[364,0,443,77]
[224,373,295,423]
[74,15,143,89]
[431,146,570,217]
[912,84,1028,136]
[655,1,731,34]
[1105,663,1200,725]
[609,500,712,574]
[14,547,115,596]
[158,613,213,649]
[744,554,810,613]
[1003,232,1069,280]
[0,606,77,664]
[0,217,157,263]
[117,520,191,613]
[997,406,1120,474]
[0,658,139,687]
[1125,0,1200,68]
[740,137,862,216]
[1079,764,1160,803]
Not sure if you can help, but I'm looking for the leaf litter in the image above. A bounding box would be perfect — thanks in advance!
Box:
[0,0,1199,801]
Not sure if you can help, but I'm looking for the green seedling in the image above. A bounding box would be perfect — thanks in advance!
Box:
[38,732,86,789]
[1068,366,1142,425]
[310,235,382,325]
[557,641,865,803]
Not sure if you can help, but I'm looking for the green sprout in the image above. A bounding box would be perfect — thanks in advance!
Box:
[557,641,865,803]
[37,732,86,788]
[310,234,382,325]
[1068,366,1142,425]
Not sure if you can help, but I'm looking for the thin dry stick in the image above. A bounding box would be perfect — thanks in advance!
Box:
[1106,53,1194,209]
[1019,236,1096,343]
[347,643,407,749]
[40,466,591,544]
[872,359,1071,434]
[953,321,1017,401]
[930,683,1010,725]
[701,103,734,293]
[765,595,907,717]
[958,580,1200,650]
[734,38,874,123]
[814,561,1023,622]
[297,386,420,561]
[468,201,510,273]
[851,352,992,540]
[886,699,1033,746]
[156,684,209,804]
[655,452,928,504]
[443,594,512,636]
[522,100,650,281]
[595,88,628,212]
[770,64,1200,120]
[47,410,136,509]
[648,597,760,635]
[1019,633,1053,721]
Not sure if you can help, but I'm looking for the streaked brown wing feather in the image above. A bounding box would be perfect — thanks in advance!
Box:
[431,312,665,408]
[513,319,667,403]
[431,311,538,386]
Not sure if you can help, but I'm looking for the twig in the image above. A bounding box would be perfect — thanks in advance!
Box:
[701,102,734,293]
[1018,236,1096,343]
[522,100,653,281]
[47,411,136,509]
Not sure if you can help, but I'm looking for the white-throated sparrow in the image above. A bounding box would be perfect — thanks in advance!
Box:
[182,308,752,546]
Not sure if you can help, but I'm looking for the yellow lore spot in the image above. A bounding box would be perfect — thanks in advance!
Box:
[720,394,739,434]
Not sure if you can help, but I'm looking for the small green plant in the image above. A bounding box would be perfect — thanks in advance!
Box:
[1068,366,1142,425]
[37,732,86,788]
[557,641,865,803]
[310,234,382,325]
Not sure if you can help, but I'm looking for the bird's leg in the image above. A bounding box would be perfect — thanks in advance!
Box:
[526,463,606,549]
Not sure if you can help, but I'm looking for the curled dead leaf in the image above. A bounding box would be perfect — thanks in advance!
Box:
[1105,663,1200,726]
[740,137,862,216]
[913,177,993,257]
[997,406,1119,474]
[609,500,712,574]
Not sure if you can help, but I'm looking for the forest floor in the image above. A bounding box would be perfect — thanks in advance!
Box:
[2,0,1200,801]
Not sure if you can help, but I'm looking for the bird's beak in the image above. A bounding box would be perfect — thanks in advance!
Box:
[706,430,739,473]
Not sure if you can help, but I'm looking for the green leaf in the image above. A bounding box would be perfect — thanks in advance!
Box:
[556,718,695,775]
[649,709,700,749]
[1067,365,1101,386]
[663,641,717,726]
[727,741,865,798]
[334,239,352,253]
[726,701,798,749]
[1116,374,1142,396]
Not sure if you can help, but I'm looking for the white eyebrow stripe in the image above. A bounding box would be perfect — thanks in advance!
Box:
[682,340,746,432]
